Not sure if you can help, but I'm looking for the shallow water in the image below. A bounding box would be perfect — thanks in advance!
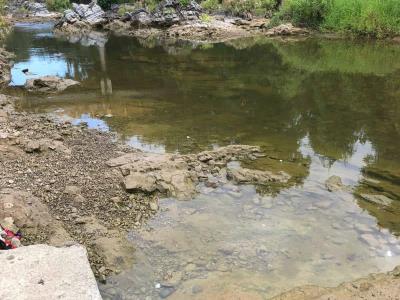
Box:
[4,22,400,299]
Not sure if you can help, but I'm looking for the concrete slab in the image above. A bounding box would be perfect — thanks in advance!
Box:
[0,244,102,300]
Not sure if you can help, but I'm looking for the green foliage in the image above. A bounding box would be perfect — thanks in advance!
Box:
[226,0,277,15]
[201,0,277,15]
[276,0,329,27]
[98,0,114,10]
[179,0,190,6]
[201,0,220,11]
[323,0,400,37]
[273,0,400,36]
[46,0,71,11]
[200,13,212,22]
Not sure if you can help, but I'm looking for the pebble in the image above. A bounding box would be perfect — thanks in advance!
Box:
[159,287,175,299]
[192,285,203,294]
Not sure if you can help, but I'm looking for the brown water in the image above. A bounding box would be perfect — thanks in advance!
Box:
[5,22,400,299]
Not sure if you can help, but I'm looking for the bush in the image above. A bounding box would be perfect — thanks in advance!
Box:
[201,0,277,15]
[273,0,400,37]
[201,0,220,11]
[46,0,71,11]
[276,0,329,27]
[323,0,400,37]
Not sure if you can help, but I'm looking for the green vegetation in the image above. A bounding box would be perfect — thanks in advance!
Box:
[274,0,400,37]
[201,0,277,16]
[46,0,71,11]
[179,0,191,6]
[323,0,400,37]
[273,0,329,28]
[199,13,212,23]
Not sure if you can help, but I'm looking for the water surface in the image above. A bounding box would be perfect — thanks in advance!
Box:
[5,22,400,299]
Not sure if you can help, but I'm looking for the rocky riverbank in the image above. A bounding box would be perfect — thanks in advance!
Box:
[1,75,291,282]
[51,0,308,43]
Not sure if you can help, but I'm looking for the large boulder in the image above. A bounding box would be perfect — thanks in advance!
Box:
[122,0,202,28]
[0,244,102,300]
[23,1,50,16]
[57,1,106,27]
[24,76,80,93]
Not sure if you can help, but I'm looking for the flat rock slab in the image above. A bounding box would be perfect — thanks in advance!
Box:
[0,244,102,300]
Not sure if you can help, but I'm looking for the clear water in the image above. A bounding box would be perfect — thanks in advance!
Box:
[4,22,400,299]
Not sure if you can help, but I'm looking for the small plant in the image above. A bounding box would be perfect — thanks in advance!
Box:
[179,0,191,6]
[200,13,212,23]
[46,0,71,12]
[201,0,220,11]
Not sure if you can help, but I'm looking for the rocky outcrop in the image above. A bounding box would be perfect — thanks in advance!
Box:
[122,0,202,28]
[24,76,80,93]
[0,244,102,300]
[0,49,14,86]
[107,145,290,200]
[56,1,106,29]
[6,0,59,18]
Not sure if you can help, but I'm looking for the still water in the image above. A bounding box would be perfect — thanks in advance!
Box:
[4,22,400,299]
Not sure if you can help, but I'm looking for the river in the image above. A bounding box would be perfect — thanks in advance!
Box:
[4,22,400,299]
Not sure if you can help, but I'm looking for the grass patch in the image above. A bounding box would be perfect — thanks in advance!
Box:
[273,0,400,37]
[323,0,400,37]
[46,0,71,11]
[201,0,278,16]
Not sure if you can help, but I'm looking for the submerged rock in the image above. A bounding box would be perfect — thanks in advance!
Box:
[227,167,290,185]
[0,244,102,300]
[107,145,289,200]
[325,175,345,192]
[358,193,393,207]
[24,76,79,93]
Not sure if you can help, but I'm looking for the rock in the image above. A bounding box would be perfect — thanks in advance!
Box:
[23,1,52,17]
[360,233,381,248]
[150,0,201,27]
[58,2,105,27]
[265,23,308,36]
[127,9,152,28]
[0,189,71,245]
[227,167,290,185]
[149,201,159,211]
[192,285,203,294]
[93,235,135,271]
[124,173,157,193]
[325,175,344,192]
[159,286,176,298]
[64,185,82,196]
[359,194,393,207]
[23,140,40,153]
[24,76,80,93]
[108,145,286,200]
[0,244,102,300]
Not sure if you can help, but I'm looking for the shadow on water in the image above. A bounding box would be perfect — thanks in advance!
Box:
[4,22,400,299]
